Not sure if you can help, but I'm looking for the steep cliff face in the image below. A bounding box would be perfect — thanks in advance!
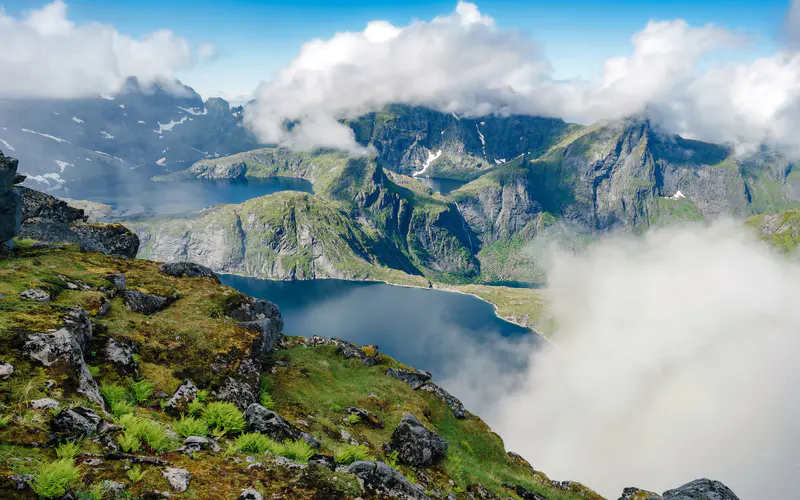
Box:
[348,104,577,180]
[139,151,479,281]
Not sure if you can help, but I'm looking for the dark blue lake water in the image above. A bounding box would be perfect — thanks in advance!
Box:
[62,177,314,215]
[218,275,536,382]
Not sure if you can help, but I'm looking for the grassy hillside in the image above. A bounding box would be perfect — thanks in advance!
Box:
[0,242,599,499]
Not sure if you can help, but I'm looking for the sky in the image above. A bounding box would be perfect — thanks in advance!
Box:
[0,0,790,102]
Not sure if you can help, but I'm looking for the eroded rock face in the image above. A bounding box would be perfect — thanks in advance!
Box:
[51,407,102,438]
[662,479,740,500]
[0,150,22,243]
[122,290,170,315]
[159,262,219,281]
[386,414,448,467]
[244,404,302,442]
[386,367,432,390]
[419,382,466,418]
[347,461,429,500]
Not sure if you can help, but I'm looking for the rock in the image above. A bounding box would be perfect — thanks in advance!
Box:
[102,480,125,492]
[0,186,21,243]
[13,173,26,185]
[306,336,381,366]
[159,262,219,281]
[19,288,51,303]
[419,383,466,418]
[30,398,60,410]
[8,473,33,491]
[51,407,102,438]
[18,185,85,224]
[161,468,191,493]
[386,367,432,390]
[71,222,140,257]
[82,458,104,467]
[347,461,429,499]
[345,407,384,428]
[122,290,170,315]
[300,432,321,449]
[308,454,336,469]
[103,273,127,291]
[386,414,448,467]
[239,489,264,500]
[214,377,258,410]
[619,487,662,499]
[179,435,220,453]
[105,337,138,375]
[504,483,548,500]
[23,308,103,407]
[231,297,283,356]
[0,361,13,379]
[662,479,740,500]
[466,484,499,499]
[163,380,197,415]
[244,404,302,441]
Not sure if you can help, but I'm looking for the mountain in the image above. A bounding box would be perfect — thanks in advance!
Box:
[748,208,800,253]
[0,78,262,191]
[135,149,478,282]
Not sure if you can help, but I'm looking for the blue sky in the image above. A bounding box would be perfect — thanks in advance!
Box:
[0,0,791,101]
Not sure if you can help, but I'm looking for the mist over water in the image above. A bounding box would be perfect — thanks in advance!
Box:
[462,222,800,499]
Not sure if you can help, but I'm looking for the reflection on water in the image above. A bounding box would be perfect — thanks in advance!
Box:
[420,177,467,195]
[61,177,314,215]
[218,275,536,380]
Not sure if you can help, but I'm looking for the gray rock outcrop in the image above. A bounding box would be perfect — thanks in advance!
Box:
[347,461,429,499]
[345,407,384,428]
[162,468,191,492]
[386,414,448,467]
[30,398,61,411]
[244,404,303,442]
[122,290,170,315]
[0,361,13,379]
[306,336,381,366]
[504,483,548,500]
[159,262,219,281]
[51,406,102,438]
[419,382,466,418]
[239,489,264,500]
[163,380,198,415]
[619,487,661,499]
[386,367,432,390]
[662,479,740,500]
[105,337,138,375]
[0,149,22,244]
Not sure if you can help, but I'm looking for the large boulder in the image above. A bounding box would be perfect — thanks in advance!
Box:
[662,479,740,500]
[619,487,661,499]
[159,262,219,281]
[18,185,85,223]
[230,297,283,356]
[23,308,104,407]
[244,404,302,441]
[51,407,102,438]
[347,461,429,499]
[163,380,198,416]
[122,290,170,315]
[386,414,448,467]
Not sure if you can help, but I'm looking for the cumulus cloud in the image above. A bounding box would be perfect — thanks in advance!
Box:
[0,1,212,98]
[466,223,800,499]
[245,0,800,156]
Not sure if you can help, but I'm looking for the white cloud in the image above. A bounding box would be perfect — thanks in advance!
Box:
[0,1,212,99]
[245,0,800,157]
[473,223,800,499]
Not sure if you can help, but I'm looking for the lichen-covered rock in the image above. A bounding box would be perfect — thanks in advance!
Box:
[215,376,259,410]
[30,398,60,410]
[23,308,103,407]
[662,479,740,500]
[618,487,662,499]
[51,406,102,438]
[347,461,429,499]
[239,489,264,500]
[244,404,302,441]
[386,414,448,467]
[105,337,138,375]
[8,473,33,491]
[163,380,198,416]
[419,382,466,418]
[386,367,432,390]
[345,407,384,428]
[122,290,170,315]
[103,273,127,291]
[19,288,51,303]
[231,297,283,356]
[0,361,14,379]
[18,185,85,224]
[70,222,140,257]
[159,262,219,281]
[162,467,191,492]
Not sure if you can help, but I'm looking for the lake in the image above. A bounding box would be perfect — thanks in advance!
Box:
[218,275,537,388]
[61,177,314,215]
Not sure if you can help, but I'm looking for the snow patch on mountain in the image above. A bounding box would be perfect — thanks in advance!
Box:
[137,120,146,124]
[101,131,114,140]
[72,116,84,124]
[118,104,125,109]
[154,116,188,134]
[412,149,442,177]
[476,123,486,157]
[55,160,74,172]
[667,190,687,200]
[21,128,70,144]
[0,138,14,151]
[26,172,65,188]
[494,158,506,165]
[156,157,167,166]
[100,95,115,101]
